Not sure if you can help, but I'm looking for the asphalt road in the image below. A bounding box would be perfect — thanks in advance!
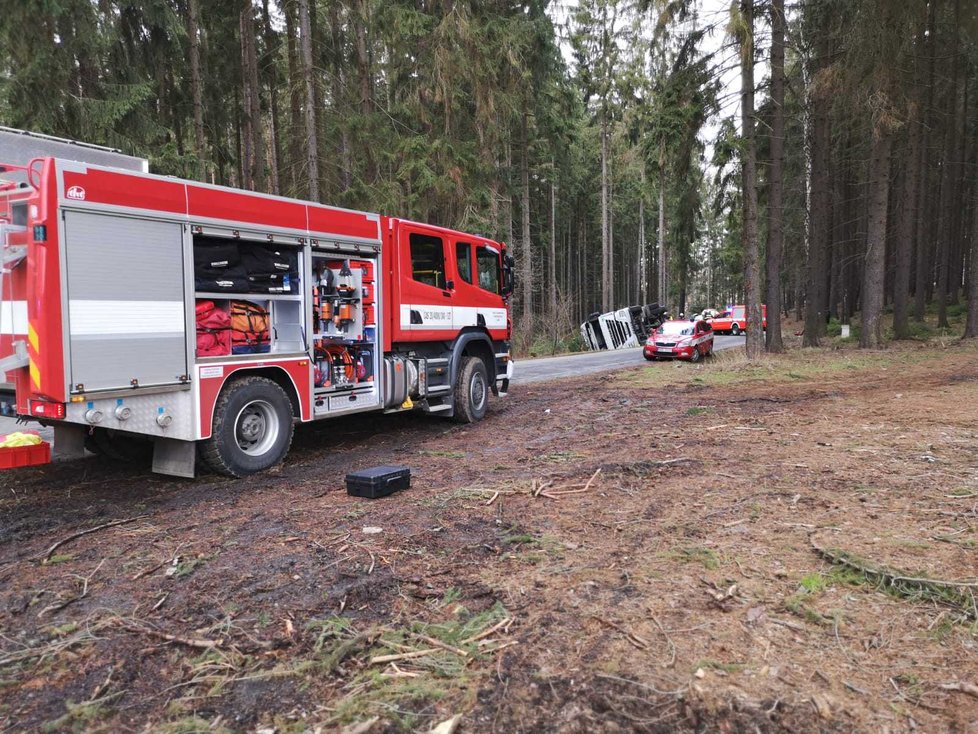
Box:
[510,334,745,385]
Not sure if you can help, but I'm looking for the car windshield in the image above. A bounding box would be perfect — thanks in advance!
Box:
[657,323,693,336]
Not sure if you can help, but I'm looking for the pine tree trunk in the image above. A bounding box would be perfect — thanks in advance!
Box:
[353,0,375,185]
[937,0,961,328]
[549,170,557,318]
[262,0,282,195]
[297,0,320,201]
[600,114,610,312]
[283,0,303,196]
[328,2,352,195]
[639,165,646,304]
[520,111,532,327]
[239,1,265,192]
[187,0,207,181]
[609,143,615,309]
[964,188,978,338]
[765,0,785,352]
[658,173,666,308]
[803,32,831,347]
[860,131,892,348]
[741,0,762,360]
[893,107,921,338]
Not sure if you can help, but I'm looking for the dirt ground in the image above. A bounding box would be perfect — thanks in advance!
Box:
[3,339,978,733]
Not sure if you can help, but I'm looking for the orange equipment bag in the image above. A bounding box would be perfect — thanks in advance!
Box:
[230,300,271,354]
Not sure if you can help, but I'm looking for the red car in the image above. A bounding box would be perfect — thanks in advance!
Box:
[643,319,714,362]
[708,305,767,335]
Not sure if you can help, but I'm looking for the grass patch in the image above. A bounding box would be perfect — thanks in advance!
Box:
[541,450,586,463]
[325,603,511,731]
[41,694,120,733]
[668,545,721,570]
[155,716,233,734]
[784,593,836,627]
[420,450,467,459]
[45,554,74,565]
[45,622,79,637]
[948,487,977,497]
[616,342,963,392]
[695,660,746,674]
[799,572,828,594]
[170,555,206,579]
[686,406,712,416]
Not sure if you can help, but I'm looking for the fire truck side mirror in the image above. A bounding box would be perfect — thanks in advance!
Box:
[502,254,515,297]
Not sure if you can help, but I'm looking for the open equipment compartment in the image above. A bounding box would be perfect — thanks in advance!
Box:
[310,252,379,415]
[192,233,304,360]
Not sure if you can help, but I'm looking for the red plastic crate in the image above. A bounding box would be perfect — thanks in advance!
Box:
[0,441,51,469]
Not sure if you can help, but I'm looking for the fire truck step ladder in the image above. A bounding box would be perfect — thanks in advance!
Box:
[0,222,29,372]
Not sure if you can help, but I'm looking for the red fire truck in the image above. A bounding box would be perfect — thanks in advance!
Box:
[0,154,514,478]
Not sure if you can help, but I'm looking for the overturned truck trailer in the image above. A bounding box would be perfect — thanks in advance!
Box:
[580,304,668,351]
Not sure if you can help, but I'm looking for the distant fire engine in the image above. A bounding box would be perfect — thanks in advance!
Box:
[0,130,514,477]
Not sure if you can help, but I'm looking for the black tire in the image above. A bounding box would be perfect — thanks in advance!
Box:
[731,323,741,336]
[643,353,656,361]
[706,342,714,357]
[689,346,701,363]
[201,376,294,477]
[453,356,489,424]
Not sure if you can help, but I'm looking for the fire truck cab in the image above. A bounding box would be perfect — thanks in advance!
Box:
[0,153,513,478]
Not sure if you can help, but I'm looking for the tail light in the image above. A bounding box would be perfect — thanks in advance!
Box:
[29,400,65,419]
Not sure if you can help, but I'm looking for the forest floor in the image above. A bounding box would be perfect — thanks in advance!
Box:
[3,336,978,733]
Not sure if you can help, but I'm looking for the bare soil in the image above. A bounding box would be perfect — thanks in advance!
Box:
[3,340,978,733]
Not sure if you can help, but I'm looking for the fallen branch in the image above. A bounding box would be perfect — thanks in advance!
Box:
[649,614,676,668]
[37,559,105,618]
[940,681,978,699]
[592,616,649,650]
[811,535,978,619]
[40,515,150,561]
[461,617,513,645]
[582,467,602,491]
[370,648,439,665]
[411,632,468,657]
[120,620,222,649]
[812,536,978,590]
[594,672,688,697]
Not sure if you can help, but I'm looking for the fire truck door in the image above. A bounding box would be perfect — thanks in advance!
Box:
[449,240,507,332]
[62,210,188,393]
[397,227,454,336]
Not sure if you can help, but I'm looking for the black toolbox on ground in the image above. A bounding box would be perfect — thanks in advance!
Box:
[346,465,411,499]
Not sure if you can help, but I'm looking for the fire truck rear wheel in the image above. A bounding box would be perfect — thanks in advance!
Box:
[201,376,294,477]
[453,356,489,424]
[731,323,741,336]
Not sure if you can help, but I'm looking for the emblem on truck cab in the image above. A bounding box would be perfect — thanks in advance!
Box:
[66,185,86,201]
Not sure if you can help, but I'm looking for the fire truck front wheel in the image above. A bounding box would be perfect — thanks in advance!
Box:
[453,356,489,424]
[201,376,295,477]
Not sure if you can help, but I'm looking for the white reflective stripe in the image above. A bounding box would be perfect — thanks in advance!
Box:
[453,305,507,329]
[0,300,27,335]
[69,299,184,336]
[400,303,453,330]
[401,303,508,331]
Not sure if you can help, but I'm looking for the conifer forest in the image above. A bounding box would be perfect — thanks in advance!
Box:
[0,0,976,353]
